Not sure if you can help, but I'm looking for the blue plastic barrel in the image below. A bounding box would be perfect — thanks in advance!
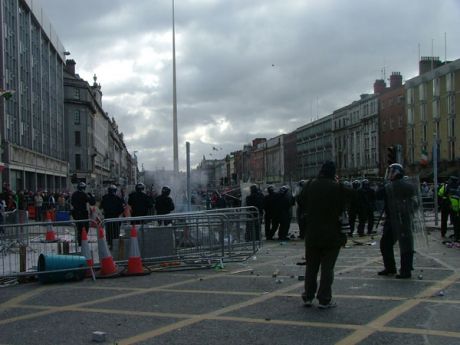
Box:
[37,254,88,284]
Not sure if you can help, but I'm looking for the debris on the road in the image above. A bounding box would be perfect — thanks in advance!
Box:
[92,331,106,343]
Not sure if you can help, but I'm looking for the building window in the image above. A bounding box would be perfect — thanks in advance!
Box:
[448,118,455,138]
[399,113,403,128]
[432,99,440,118]
[75,154,81,170]
[74,110,80,124]
[75,131,81,146]
[447,72,455,92]
[420,103,426,121]
[74,88,80,99]
[448,95,456,115]
[433,78,440,97]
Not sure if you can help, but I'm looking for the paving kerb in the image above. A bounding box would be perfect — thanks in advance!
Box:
[0,223,459,345]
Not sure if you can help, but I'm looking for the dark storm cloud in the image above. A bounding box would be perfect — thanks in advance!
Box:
[39,0,460,170]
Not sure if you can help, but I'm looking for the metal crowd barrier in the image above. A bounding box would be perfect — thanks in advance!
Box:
[0,207,261,278]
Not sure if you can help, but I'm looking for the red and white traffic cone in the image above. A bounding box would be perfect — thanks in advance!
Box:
[96,226,120,278]
[81,227,93,265]
[45,212,57,242]
[124,225,148,276]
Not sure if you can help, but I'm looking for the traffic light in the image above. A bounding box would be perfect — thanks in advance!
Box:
[387,146,396,165]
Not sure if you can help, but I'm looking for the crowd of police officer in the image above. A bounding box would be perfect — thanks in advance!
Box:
[70,182,175,248]
[245,184,295,241]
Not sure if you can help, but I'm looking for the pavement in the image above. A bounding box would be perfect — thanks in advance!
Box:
[0,222,459,345]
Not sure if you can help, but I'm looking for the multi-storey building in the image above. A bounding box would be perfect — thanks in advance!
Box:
[378,72,405,175]
[405,57,460,176]
[249,138,266,184]
[297,114,333,179]
[64,61,110,191]
[64,60,136,194]
[0,0,68,191]
[265,135,283,184]
[333,89,379,178]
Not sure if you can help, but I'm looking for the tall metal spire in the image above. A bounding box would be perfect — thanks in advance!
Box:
[172,0,179,173]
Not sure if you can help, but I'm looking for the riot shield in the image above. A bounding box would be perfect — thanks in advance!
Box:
[385,175,427,250]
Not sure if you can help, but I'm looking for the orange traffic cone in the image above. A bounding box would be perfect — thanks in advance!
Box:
[45,213,57,242]
[96,226,120,278]
[125,225,149,276]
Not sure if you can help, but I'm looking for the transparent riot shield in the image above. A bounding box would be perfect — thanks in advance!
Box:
[385,175,427,250]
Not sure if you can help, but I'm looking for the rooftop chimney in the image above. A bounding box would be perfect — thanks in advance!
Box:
[419,56,442,75]
[389,72,402,89]
[373,79,386,94]
[65,59,76,75]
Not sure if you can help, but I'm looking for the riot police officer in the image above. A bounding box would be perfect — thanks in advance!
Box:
[100,185,125,247]
[71,182,96,246]
[264,185,278,240]
[377,163,417,279]
[128,183,154,224]
[155,186,175,225]
[245,184,264,241]
[275,186,295,241]
[358,179,377,235]
[348,180,361,236]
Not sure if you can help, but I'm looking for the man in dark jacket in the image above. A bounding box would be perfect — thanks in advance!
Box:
[298,161,347,309]
[155,186,175,225]
[128,183,154,224]
[245,184,264,241]
[71,182,96,246]
[275,186,295,241]
[263,185,278,240]
[100,185,125,247]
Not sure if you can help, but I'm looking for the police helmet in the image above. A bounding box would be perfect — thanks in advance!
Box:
[279,185,289,194]
[298,180,305,187]
[161,186,171,196]
[342,181,352,189]
[387,163,404,181]
[361,179,370,187]
[77,181,86,191]
[135,183,145,192]
[108,184,117,194]
[352,180,361,189]
[267,185,275,194]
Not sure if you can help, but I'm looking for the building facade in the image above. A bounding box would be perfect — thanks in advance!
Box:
[378,72,405,175]
[297,114,333,179]
[405,57,460,177]
[333,91,379,178]
[64,60,136,195]
[0,0,68,191]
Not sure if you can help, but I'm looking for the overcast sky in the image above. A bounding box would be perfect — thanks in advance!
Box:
[38,0,460,171]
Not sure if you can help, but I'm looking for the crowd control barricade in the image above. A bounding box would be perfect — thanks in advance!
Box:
[0,206,261,278]
[0,218,97,278]
[104,206,261,270]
